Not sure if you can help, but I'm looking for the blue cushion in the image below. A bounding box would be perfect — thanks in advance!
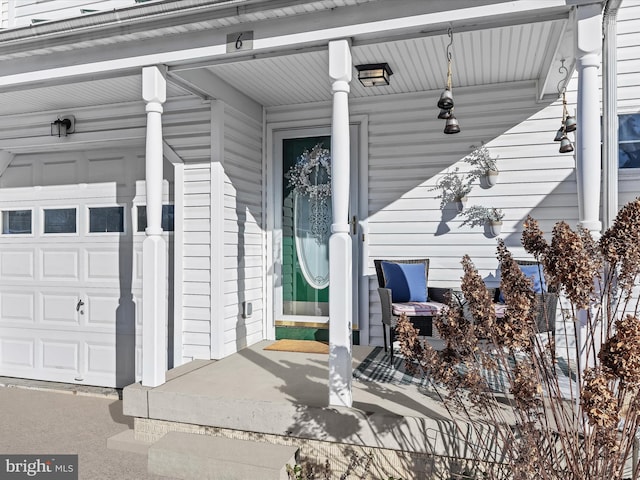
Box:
[498,264,546,302]
[381,261,427,303]
[519,265,547,293]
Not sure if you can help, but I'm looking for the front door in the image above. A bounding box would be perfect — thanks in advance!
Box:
[272,127,359,330]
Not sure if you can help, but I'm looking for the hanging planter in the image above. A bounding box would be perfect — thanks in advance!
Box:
[460,205,505,237]
[487,220,503,237]
[456,195,468,213]
[481,169,499,188]
[465,144,499,189]
[430,167,473,212]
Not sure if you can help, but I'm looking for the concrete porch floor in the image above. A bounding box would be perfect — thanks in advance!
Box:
[123,341,459,460]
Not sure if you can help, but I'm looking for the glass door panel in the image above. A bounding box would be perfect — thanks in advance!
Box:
[282,136,331,319]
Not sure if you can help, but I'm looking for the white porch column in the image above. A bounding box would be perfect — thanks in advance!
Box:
[328,39,353,408]
[575,5,603,375]
[142,65,168,387]
[575,4,603,238]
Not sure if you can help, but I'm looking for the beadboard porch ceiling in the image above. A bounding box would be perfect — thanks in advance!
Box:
[0,1,581,117]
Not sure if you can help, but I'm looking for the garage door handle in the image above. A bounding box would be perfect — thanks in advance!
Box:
[76,300,85,312]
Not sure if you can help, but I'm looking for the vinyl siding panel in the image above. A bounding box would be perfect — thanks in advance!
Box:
[8,0,143,27]
[222,104,263,356]
[165,99,213,363]
[614,3,640,208]
[1,0,7,28]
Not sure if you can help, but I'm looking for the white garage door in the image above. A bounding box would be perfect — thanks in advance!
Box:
[0,150,170,388]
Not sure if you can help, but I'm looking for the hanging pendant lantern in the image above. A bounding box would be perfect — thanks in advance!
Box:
[444,114,461,134]
[438,27,460,134]
[559,135,574,153]
[438,108,452,119]
[554,126,565,142]
[437,88,454,110]
[564,115,577,132]
[553,61,577,143]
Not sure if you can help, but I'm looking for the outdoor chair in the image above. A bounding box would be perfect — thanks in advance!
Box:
[374,259,448,363]
[448,260,558,349]
[494,259,558,336]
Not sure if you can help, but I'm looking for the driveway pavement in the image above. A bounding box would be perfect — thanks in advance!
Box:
[0,383,173,480]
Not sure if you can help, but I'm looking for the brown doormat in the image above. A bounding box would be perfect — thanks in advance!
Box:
[264,339,329,354]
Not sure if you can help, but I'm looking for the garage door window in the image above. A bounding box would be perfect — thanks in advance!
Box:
[89,206,124,233]
[44,208,76,234]
[2,210,32,234]
[136,205,174,232]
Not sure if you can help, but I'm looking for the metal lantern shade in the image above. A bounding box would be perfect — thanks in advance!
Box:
[443,115,461,134]
[559,135,574,153]
[50,116,75,137]
[355,63,393,87]
[554,126,565,142]
[438,108,452,119]
[437,88,454,110]
[564,115,577,132]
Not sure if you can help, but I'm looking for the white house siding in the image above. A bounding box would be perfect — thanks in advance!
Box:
[6,0,144,27]
[163,98,213,363]
[222,105,264,356]
[617,2,640,208]
[1,0,8,28]
[267,79,577,346]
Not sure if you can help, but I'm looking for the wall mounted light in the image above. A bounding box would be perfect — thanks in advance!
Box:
[51,115,75,137]
[355,63,393,87]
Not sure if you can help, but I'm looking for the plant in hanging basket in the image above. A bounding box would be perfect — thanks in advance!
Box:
[460,205,504,229]
[465,144,499,186]
[431,167,474,210]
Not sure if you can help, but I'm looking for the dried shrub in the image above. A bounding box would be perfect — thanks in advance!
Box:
[397,198,640,480]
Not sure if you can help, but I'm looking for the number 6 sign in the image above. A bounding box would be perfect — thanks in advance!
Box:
[226,31,253,53]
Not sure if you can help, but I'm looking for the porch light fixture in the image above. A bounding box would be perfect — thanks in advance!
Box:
[355,63,393,87]
[50,115,75,137]
[438,27,460,134]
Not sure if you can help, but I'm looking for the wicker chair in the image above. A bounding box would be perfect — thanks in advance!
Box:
[374,259,448,363]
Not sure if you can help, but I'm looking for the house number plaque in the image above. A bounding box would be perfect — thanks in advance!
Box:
[226,31,253,53]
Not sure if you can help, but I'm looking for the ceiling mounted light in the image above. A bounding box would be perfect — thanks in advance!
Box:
[437,27,460,134]
[355,63,393,87]
[51,115,75,137]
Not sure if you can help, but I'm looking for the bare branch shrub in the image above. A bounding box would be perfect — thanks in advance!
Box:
[398,198,640,480]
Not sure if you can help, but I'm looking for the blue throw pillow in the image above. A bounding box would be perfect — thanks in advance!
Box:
[381,261,427,303]
[498,264,546,302]
[519,265,547,293]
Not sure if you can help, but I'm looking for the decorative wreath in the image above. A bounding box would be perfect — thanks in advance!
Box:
[286,144,332,199]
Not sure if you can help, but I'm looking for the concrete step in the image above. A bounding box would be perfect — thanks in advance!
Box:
[147,431,299,480]
[107,429,153,455]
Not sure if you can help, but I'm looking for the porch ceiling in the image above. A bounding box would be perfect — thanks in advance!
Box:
[0,0,589,118]
[203,19,571,107]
